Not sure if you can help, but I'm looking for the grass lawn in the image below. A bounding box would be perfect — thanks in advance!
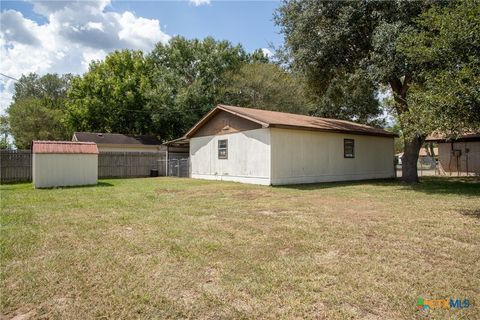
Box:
[1,177,479,319]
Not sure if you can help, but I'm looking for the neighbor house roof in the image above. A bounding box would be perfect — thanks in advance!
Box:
[32,141,99,154]
[425,132,480,142]
[73,132,162,145]
[185,105,397,138]
[396,147,438,158]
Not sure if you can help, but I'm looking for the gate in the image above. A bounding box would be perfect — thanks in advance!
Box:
[158,157,189,177]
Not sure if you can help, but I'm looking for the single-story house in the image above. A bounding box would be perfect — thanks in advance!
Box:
[425,133,480,174]
[181,104,397,185]
[72,132,162,153]
[32,141,98,188]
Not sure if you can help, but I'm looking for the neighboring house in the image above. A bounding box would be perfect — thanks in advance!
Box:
[425,133,480,175]
[396,147,438,165]
[180,105,397,185]
[72,132,162,153]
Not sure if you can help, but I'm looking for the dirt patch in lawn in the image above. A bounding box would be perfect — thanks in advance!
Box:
[155,188,183,195]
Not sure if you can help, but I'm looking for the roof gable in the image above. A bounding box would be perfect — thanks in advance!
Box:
[185,105,397,138]
[189,109,262,138]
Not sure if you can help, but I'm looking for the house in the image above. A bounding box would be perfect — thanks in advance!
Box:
[72,132,162,153]
[32,141,98,188]
[425,133,480,175]
[181,105,397,185]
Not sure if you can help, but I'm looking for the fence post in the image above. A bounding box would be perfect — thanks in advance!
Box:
[165,150,169,177]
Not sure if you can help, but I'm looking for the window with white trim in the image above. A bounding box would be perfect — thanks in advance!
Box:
[344,139,355,158]
[218,139,228,159]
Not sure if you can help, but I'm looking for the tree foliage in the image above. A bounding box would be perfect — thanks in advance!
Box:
[0,115,11,149]
[66,37,267,140]
[7,73,72,149]
[274,1,422,123]
[146,36,254,138]
[221,63,311,115]
[308,70,383,125]
[397,0,480,137]
[66,50,153,136]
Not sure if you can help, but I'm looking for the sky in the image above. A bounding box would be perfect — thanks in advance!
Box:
[0,0,283,114]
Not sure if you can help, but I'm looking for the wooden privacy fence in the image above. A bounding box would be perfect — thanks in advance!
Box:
[0,150,190,183]
[0,150,32,183]
[98,152,166,178]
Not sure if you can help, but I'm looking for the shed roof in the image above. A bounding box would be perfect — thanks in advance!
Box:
[73,132,161,145]
[32,141,99,154]
[185,105,397,138]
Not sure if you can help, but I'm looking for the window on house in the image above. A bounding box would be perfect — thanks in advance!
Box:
[344,139,355,158]
[218,139,228,159]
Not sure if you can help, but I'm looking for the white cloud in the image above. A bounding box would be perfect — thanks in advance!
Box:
[189,0,211,7]
[0,0,170,114]
[261,48,273,58]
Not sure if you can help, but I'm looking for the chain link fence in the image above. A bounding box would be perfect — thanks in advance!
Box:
[158,158,189,177]
[396,153,480,177]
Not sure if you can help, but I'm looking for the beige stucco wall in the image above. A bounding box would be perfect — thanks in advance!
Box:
[190,128,271,185]
[437,141,480,173]
[97,144,162,153]
[270,128,395,185]
[33,154,98,188]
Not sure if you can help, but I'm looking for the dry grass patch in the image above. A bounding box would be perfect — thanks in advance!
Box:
[1,177,479,319]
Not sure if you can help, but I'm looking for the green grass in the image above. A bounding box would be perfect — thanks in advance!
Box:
[1,177,479,319]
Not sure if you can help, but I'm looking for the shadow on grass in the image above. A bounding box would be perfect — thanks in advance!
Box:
[274,176,480,196]
[43,181,114,189]
[460,209,480,219]
[0,181,114,191]
[405,176,480,196]
[274,178,395,190]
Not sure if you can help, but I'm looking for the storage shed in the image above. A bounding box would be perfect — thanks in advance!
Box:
[182,105,397,185]
[32,141,99,188]
[425,133,480,175]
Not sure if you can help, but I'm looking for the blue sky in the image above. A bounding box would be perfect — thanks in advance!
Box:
[112,1,283,52]
[0,0,283,112]
[1,1,283,51]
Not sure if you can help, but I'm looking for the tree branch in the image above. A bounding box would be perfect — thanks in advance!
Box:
[389,77,408,114]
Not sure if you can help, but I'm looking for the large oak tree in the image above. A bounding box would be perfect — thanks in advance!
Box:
[275,0,445,182]
[397,0,480,136]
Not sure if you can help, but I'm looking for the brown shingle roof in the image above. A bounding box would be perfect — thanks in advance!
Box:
[185,105,397,138]
[73,132,162,145]
[425,132,480,142]
[33,141,99,154]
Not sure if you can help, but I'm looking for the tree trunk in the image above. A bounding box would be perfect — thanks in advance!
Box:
[401,135,424,183]
[388,75,424,183]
